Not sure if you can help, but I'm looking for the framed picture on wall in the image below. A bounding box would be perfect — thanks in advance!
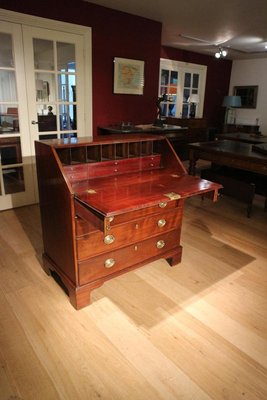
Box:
[113,57,144,95]
[233,85,258,108]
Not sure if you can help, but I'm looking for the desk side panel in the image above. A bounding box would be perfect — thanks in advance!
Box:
[35,141,77,284]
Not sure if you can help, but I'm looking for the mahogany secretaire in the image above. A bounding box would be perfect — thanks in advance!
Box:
[35,134,220,309]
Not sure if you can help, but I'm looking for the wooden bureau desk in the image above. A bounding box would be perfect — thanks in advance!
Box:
[35,134,220,309]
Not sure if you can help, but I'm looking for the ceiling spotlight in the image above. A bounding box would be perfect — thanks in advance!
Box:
[215,47,227,58]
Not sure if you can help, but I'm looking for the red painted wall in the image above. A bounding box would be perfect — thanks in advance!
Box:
[161,46,232,128]
[1,1,231,134]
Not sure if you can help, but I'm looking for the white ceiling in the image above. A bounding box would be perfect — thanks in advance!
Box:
[86,0,267,60]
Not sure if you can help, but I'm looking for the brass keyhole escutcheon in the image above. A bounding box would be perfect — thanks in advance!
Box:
[158,219,166,228]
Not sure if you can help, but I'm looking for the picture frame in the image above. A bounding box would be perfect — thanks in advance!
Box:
[233,85,258,108]
[113,57,144,95]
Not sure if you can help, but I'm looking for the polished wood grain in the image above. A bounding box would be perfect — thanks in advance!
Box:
[0,195,267,399]
[74,170,220,216]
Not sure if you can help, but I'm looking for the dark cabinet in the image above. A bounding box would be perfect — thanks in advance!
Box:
[223,124,260,134]
[37,115,57,132]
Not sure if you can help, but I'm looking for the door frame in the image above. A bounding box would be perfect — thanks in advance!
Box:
[0,7,92,137]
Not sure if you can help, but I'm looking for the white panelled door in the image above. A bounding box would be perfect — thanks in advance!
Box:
[23,26,85,154]
[0,21,36,209]
[0,11,91,210]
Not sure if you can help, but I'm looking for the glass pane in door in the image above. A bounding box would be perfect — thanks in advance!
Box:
[193,73,199,89]
[0,137,25,194]
[184,73,191,87]
[59,104,76,130]
[57,42,76,136]
[182,103,189,118]
[33,39,54,70]
[31,36,78,140]
[57,42,76,71]
[168,103,176,117]
[0,32,14,68]
[35,72,56,102]
[161,69,169,85]
[183,88,190,102]
[0,33,14,68]
[0,70,17,101]
[170,71,178,85]
[0,27,25,201]
[0,105,19,134]
[159,67,179,117]
[58,74,76,102]
[36,105,57,132]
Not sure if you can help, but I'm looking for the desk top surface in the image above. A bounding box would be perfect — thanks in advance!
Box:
[189,140,267,161]
[217,132,267,143]
[99,124,187,134]
[73,169,219,216]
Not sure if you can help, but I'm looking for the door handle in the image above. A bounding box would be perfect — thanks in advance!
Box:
[31,120,39,125]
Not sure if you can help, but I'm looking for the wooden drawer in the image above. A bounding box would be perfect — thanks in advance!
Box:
[87,155,161,178]
[64,155,161,183]
[78,229,181,284]
[75,200,102,235]
[75,198,184,237]
[76,207,183,260]
[109,198,182,226]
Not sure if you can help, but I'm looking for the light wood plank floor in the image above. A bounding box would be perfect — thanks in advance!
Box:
[0,194,267,400]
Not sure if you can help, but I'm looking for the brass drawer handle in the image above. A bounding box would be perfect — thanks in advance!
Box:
[156,240,165,249]
[104,234,115,244]
[159,202,167,208]
[104,258,116,268]
[157,219,166,228]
